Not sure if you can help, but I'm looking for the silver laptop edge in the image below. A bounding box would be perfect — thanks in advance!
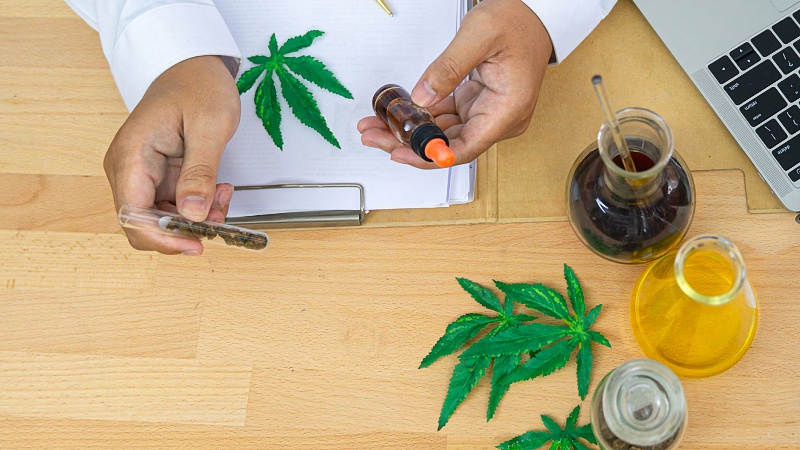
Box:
[634,0,800,211]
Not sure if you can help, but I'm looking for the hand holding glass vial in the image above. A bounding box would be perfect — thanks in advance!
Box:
[118,205,269,252]
[372,84,455,168]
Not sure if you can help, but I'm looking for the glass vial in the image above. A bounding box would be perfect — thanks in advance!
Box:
[118,205,269,252]
[631,235,758,377]
[566,107,695,264]
[372,84,455,167]
[591,358,688,450]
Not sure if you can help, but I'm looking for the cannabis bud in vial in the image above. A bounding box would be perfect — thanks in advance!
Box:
[118,205,269,252]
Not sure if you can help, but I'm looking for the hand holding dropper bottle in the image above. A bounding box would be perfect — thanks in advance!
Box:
[372,84,455,168]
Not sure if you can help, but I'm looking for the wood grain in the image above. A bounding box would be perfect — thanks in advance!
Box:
[0,419,446,450]
[0,69,122,177]
[0,290,201,358]
[0,0,78,18]
[0,353,251,425]
[0,17,106,69]
[0,230,158,292]
[0,174,117,233]
[0,68,121,115]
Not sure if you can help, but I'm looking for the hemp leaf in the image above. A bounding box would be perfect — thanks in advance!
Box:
[480,265,610,407]
[497,405,597,450]
[423,265,609,430]
[420,278,538,430]
[237,30,353,150]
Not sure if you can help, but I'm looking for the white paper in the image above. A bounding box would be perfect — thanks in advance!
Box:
[448,162,476,204]
[215,1,467,217]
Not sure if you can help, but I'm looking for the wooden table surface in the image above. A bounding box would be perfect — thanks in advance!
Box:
[2,1,800,449]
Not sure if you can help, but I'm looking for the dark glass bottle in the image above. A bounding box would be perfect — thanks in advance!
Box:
[566,108,695,264]
[372,84,454,167]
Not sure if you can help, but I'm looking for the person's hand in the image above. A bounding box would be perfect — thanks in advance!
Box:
[357,0,553,169]
[104,55,241,255]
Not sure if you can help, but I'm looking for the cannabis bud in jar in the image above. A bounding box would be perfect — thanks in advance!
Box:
[590,359,687,450]
[118,205,269,252]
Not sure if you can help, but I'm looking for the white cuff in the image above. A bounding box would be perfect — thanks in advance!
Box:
[108,3,242,110]
[521,0,614,64]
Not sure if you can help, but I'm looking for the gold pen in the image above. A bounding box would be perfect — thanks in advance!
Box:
[375,0,393,16]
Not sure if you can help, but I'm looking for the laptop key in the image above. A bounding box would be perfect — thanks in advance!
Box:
[778,105,800,134]
[708,55,739,84]
[778,74,800,102]
[756,119,788,148]
[773,16,800,43]
[739,88,787,126]
[730,43,754,61]
[736,51,760,70]
[789,165,800,182]
[753,29,782,56]
[773,47,800,73]
[724,60,781,104]
[773,134,800,170]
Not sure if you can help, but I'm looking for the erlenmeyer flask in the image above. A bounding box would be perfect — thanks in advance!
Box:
[566,108,695,264]
[630,235,759,377]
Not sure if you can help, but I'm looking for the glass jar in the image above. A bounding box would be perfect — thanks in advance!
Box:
[631,235,759,377]
[591,358,687,450]
[566,108,695,264]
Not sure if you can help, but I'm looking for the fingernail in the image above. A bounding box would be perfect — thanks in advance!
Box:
[411,81,437,107]
[180,196,208,221]
[214,186,233,206]
[182,250,200,256]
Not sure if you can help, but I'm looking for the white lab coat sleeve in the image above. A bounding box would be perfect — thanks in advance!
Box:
[64,0,242,111]
[521,0,617,64]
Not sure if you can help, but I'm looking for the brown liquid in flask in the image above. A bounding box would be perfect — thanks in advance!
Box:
[372,84,455,167]
[566,108,695,264]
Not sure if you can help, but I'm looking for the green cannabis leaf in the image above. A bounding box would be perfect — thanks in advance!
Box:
[237,30,353,150]
[482,265,610,403]
[497,405,597,450]
[420,278,538,430]
[423,265,609,430]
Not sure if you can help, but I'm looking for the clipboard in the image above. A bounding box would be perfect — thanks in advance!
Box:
[225,183,366,229]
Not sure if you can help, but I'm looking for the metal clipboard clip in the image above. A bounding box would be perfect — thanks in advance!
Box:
[225,183,365,229]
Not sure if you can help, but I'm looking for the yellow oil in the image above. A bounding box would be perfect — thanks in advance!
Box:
[631,250,758,378]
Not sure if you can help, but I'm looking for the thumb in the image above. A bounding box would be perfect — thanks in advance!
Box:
[176,131,228,222]
[411,17,494,107]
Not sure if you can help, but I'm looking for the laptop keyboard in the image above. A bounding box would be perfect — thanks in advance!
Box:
[709,10,800,183]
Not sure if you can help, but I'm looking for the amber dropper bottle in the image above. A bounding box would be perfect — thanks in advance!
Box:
[372,84,455,167]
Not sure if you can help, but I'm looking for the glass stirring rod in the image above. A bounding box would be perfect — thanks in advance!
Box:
[592,75,637,172]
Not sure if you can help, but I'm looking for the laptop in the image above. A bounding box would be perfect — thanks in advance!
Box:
[634,0,800,212]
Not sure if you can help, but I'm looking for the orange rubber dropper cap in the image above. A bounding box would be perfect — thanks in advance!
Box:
[424,138,455,168]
